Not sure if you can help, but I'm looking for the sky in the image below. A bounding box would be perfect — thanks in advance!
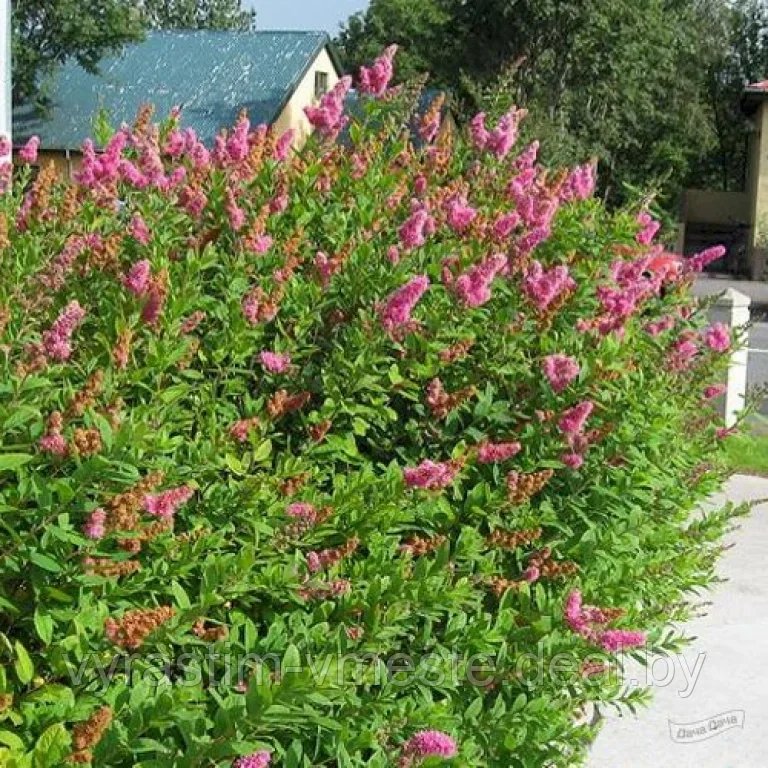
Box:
[247,1,370,34]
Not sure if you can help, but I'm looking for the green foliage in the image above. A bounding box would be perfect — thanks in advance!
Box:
[0,76,744,766]
[139,0,255,31]
[336,0,760,208]
[11,0,144,105]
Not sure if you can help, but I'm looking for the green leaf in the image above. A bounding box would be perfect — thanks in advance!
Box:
[33,723,70,768]
[33,611,54,646]
[171,581,191,610]
[14,641,34,684]
[29,553,61,573]
[0,454,32,472]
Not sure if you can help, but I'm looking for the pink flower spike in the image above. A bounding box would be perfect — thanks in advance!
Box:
[358,44,398,97]
[129,215,151,245]
[562,452,584,470]
[558,401,594,436]
[477,441,521,463]
[41,301,87,361]
[19,136,40,164]
[454,254,507,308]
[379,275,430,334]
[83,508,107,540]
[598,629,647,653]
[259,351,292,374]
[232,752,272,768]
[704,384,726,399]
[403,459,460,490]
[703,323,731,353]
[143,486,194,519]
[123,260,152,297]
[542,354,580,393]
[402,730,458,760]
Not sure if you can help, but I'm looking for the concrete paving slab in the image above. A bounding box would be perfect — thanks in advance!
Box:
[588,475,768,768]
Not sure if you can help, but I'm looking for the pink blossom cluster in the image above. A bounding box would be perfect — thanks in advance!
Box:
[542,355,580,393]
[306,538,359,574]
[144,486,194,519]
[559,162,596,202]
[41,301,87,361]
[492,211,521,241]
[564,590,646,652]
[230,418,260,443]
[400,730,458,765]
[645,315,676,337]
[83,508,107,540]
[687,245,725,273]
[403,459,460,490]
[522,261,576,313]
[636,211,661,245]
[304,75,353,139]
[470,108,526,159]
[129,215,151,244]
[477,441,521,463]
[123,260,152,296]
[232,752,271,768]
[558,401,594,436]
[667,334,699,372]
[454,254,507,308]
[445,195,477,233]
[19,136,40,164]
[703,323,731,353]
[259,351,292,374]
[359,44,398,96]
[379,275,430,334]
[704,383,726,399]
[399,207,436,250]
[38,233,102,292]
[286,502,320,523]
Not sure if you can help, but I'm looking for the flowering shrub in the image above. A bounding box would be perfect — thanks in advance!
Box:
[0,48,745,767]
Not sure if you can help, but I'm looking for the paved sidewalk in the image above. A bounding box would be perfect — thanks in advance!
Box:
[588,474,768,768]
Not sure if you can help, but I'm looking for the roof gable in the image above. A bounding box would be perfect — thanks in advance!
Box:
[13,30,341,151]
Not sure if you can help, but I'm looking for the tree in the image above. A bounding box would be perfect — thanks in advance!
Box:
[337,0,735,208]
[12,0,143,104]
[139,0,255,31]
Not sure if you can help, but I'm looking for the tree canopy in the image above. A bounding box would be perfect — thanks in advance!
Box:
[337,0,768,208]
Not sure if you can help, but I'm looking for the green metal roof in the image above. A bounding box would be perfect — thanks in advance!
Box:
[13,30,342,151]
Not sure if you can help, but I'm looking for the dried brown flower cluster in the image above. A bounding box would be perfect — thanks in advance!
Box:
[439,338,474,364]
[83,556,141,578]
[425,378,477,420]
[506,470,554,504]
[267,389,311,419]
[193,619,229,642]
[309,419,332,443]
[486,527,542,551]
[66,370,104,418]
[71,705,113,762]
[71,428,102,457]
[105,606,175,649]
[399,534,447,557]
[112,328,133,370]
[279,472,311,497]
[528,547,579,579]
[105,471,164,532]
[0,212,9,250]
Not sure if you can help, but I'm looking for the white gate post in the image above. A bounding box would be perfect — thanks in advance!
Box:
[0,0,10,163]
[714,289,751,428]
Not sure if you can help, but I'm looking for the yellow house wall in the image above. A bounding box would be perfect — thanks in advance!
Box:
[273,47,340,146]
[682,189,750,226]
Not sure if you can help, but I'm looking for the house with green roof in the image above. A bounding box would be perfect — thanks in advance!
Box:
[12,30,343,176]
